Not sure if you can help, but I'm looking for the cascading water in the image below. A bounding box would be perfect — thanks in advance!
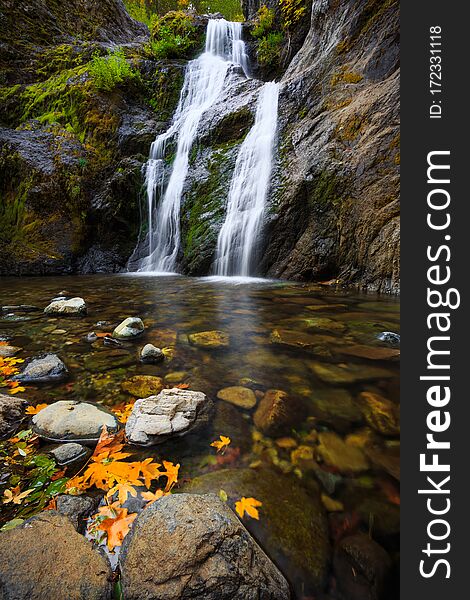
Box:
[213,81,280,277]
[136,19,249,273]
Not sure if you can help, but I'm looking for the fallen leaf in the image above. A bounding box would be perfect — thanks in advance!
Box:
[160,460,179,492]
[173,383,189,389]
[3,486,34,505]
[107,482,138,505]
[210,435,231,453]
[138,458,161,488]
[25,403,48,415]
[98,507,137,551]
[235,497,262,520]
[142,489,165,506]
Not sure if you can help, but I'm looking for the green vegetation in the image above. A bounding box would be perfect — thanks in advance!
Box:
[124,0,243,24]
[146,11,203,59]
[88,48,140,92]
[252,5,276,37]
[257,32,284,68]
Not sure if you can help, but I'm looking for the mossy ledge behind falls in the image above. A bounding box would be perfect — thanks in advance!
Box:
[0,0,399,292]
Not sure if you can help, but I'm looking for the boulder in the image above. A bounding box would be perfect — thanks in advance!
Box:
[140,343,164,363]
[112,317,144,339]
[119,493,291,600]
[55,494,100,532]
[44,297,87,316]
[188,330,230,348]
[377,331,400,346]
[217,386,257,409]
[125,388,212,445]
[49,442,90,466]
[121,375,164,398]
[0,392,27,436]
[184,468,330,596]
[0,512,113,600]
[253,389,295,436]
[0,345,21,358]
[14,354,68,383]
[32,400,119,443]
[359,391,400,436]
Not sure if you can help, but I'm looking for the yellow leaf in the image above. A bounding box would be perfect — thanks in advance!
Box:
[25,403,48,415]
[107,482,138,505]
[3,486,34,505]
[138,458,161,488]
[98,507,137,551]
[142,489,165,506]
[235,497,262,520]
[160,460,179,492]
[210,435,231,453]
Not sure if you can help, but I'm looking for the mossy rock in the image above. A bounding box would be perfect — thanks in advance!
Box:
[182,467,330,596]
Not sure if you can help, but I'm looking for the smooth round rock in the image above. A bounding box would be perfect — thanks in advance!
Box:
[0,393,27,437]
[32,400,119,443]
[0,345,21,358]
[44,297,87,316]
[217,386,257,409]
[140,343,164,363]
[377,331,400,346]
[14,354,68,383]
[49,442,90,466]
[317,431,369,473]
[113,317,144,339]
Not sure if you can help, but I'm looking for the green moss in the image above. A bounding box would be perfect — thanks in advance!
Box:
[88,48,141,92]
[308,171,344,209]
[330,68,363,87]
[147,65,184,121]
[335,113,368,142]
[252,6,276,38]
[210,107,254,147]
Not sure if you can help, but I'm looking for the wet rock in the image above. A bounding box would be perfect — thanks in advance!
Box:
[270,328,332,356]
[164,371,189,383]
[359,391,400,436]
[321,494,344,512]
[32,400,119,444]
[49,442,90,467]
[377,331,400,346]
[310,388,363,429]
[86,332,98,343]
[55,494,100,532]
[0,393,27,436]
[317,432,369,473]
[309,362,394,385]
[113,317,144,339]
[0,512,113,600]
[44,297,87,316]
[339,344,400,360]
[121,375,164,398]
[140,343,164,363]
[184,468,330,596]
[83,349,134,371]
[333,533,392,600]
[1,305,39,313]
[212,401,252,452]
[290,444,317,471]
[188,330,230,348]
[364,445,400,480]
[14,353,68,383]
[125,388,212,445]
[119,493,291,600]
[102,336,124,348]
[217,386,257,409]
[0,344,21,358]
[253,389,296,436]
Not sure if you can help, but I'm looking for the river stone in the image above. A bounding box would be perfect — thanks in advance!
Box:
[140,343,164,363]
[32,400,119,443]
[309,361,394,384]
[317,432,369,473]
[121,375,164,398]
[310,388,363,428]
[44,297,87,316]
[253,389,295,436]
[125,388,212,445]
[14,353,68,383]
[49,442,90,466]
[0,393,27,436]
[359,391,400,435]
[112,317,144,339]
[119,493,290,600]
[217,386,257,409]
[339,344,400,360]
[270,328,332,354]
[188,330,230,348]
[0,345,21,358]
[212,401,252,452]
[333,533,392,600]
[377,331,400,346]
[183,468,330,596]
[55,494,100,532]
[0,512,112,600]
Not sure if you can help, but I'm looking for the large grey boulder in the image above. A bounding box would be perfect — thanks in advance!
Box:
[32,400,119,443]
[0,393,27,437]
[14,354,68,383]
[0,512,113,600]
[119,493,291,599]
[125,388,212,445]
[44,297,87,316]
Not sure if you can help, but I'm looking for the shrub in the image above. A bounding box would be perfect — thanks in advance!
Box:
[252,5,276,38]
[257,31,284,68]
[280,0,306,30]
[88,48,139,92]
[147,11,202,59]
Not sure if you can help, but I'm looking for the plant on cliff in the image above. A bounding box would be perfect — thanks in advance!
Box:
[251,5,284,70]
[147,10,202,59]
[88,48,140,92]
[252,5,275,38]
[279,0,306,30]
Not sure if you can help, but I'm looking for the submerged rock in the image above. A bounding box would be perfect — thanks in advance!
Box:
[119,493,291,600]
[121,375,164,398]
[184,468,330,595]
[339,344,400,360]
[317,431,369,473]
[217,386,257,409]
[253,389,296,436]
[44,297,87,316]
[0,512,113,600]
[113,317,145,339]
[188,330,230,348]
[125,388,212,445]
[359,391,400,436]
[0,393,27,436]
[32,400,119,443]
[310,388,363,428]
[309,362,394,384]
[140,343,164,363]
[270,328,332,355]
[14,354,68,383]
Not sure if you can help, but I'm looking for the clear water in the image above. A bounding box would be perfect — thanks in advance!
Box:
[0,275,400,597]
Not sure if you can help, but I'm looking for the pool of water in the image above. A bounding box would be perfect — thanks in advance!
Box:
[0,274,400,597]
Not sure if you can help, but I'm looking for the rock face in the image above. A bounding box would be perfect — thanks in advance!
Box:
[0,392,27,436]
[119,493,291,600]
[32,400,119,443]
[0,512,113,600]
[125,388,212,445]
[113,317,145,339]
[44,297,87,316]
[14,353,68,383]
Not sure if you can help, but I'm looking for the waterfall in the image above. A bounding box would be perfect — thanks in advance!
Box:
[213,81,280,277]
[137,19,249,273]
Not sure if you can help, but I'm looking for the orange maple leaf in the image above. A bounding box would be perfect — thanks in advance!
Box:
[25,403,48,415]
[98,507,137,551]
[142,489,166,506]
[173,383,189,389]
[160,460,179,492]
[138,458,161,488]
[210,435,231,453]
[235,497,262,520]
[107,482,138,505]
